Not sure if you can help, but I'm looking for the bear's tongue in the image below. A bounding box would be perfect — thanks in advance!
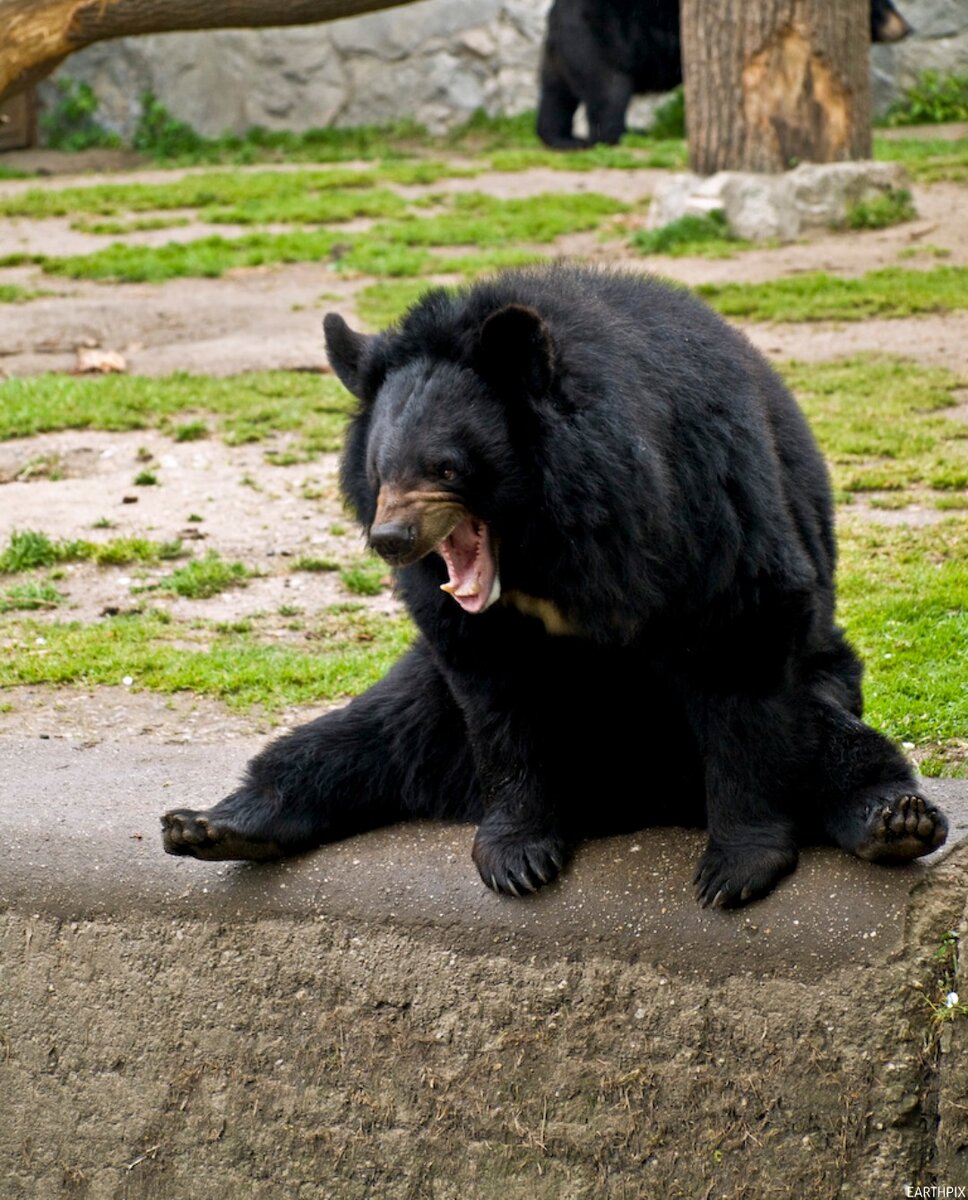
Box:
[437,517,500,614]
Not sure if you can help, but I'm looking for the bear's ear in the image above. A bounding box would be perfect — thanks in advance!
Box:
[323,312,376,400]
[476,304,556,402]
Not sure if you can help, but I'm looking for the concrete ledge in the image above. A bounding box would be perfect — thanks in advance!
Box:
[2,737,967,1197]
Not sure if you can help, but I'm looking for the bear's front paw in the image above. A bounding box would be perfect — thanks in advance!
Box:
[472,818,568,897]
[161,808,283,861]
[694,837,798,909]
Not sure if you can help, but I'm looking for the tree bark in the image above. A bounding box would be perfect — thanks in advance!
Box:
[680,0,872,175]
[0,0,419,103]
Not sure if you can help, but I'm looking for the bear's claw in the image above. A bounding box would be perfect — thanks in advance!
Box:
[472,825,567,897]
[694,839,798,908]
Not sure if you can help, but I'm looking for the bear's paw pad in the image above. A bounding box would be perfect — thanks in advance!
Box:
[855,792,948,863]
[472,826,566,897]
[161,808,282,861]
[694,839,798,908]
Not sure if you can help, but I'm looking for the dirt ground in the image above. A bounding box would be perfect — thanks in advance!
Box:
[0,152,966,745]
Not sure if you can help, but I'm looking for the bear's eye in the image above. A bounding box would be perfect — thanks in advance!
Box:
[437,464,458,482]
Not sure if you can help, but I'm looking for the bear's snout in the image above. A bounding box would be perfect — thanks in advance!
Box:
[370,521,417,565]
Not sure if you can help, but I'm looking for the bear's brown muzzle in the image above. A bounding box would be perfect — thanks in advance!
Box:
[369,484,468,567]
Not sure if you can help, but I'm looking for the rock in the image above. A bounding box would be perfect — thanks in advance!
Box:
[649,161,912,243]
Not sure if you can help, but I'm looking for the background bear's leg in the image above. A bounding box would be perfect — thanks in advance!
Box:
[162,644,478,861]
[536,50,587,149]
[582,67,634,145]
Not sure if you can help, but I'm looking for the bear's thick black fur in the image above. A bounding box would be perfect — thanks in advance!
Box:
[162,266,946,907]
[537,0,912,149]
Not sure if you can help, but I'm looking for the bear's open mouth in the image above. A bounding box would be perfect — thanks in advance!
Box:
[437,517,500,614]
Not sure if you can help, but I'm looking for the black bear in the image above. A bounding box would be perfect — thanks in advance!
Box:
[537,0,913,149]
[162,266,947,908]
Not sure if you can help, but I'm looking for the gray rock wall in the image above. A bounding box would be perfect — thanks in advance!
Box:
[872,0,968,114]
[37,0,968,141]
[39,0,552,140]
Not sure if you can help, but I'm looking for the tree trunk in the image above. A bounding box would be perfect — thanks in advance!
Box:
[0,0,418,103]
[680,0,872,175]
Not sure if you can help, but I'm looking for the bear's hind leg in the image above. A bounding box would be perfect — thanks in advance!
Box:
[162,644,478,861]
[812,701,948,863]
[536,50,587,149]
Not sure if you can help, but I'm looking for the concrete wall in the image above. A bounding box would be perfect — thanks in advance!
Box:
[37,0,968,142]
[1,738,967,1197]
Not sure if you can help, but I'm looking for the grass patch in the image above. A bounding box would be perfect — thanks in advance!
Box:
[340,557,388,596]
[156,552,252,599]
[837,518,968,771]
[0,283,44,304]
[71,216,192,235]
[130,117,433,167]
[39,229,342,283]
[487,139,688,173]
[355,279,447,328]
[882,71,968,127]
[295,557,340,573]
[0,580,66,612]
[39,79,121,152]
[32,191,626,283]
[874,135,968,183]
[365,191,629,249]
[697,266,968,322]
[782,357,968,495]
[0,608,413,710]
[0,371,353,453]
[172,420,209,442]
[0,529,185,573]
[846,187,917,230]
[632,209,745,257]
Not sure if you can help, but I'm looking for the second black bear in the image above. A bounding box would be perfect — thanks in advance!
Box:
[162,266,946,908]
[537,0,913,149]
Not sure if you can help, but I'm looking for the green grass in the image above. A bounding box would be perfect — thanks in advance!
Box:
[0,581,66,613]
[0,608,414,710]
[156,553,252,599]
[40,229,343,282]
[27,191,626,283]
[874,135,968,183]
[0,371,353,453]
[0,284,45,303]
[340,557,388,596]
[363,191,629,249]
[845,187,917,231]
[632,210,745,257]
[697,266,968,322]
[71,216,192,236]
[0,530,185,573]
[782,357,968,495]
[487,139,688,173]
[837,518,968,772]
[0,169,445,221]
[355,279,447,328]
[295,557,340,573]
[882,71,968,127]
[39,79,121,152]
